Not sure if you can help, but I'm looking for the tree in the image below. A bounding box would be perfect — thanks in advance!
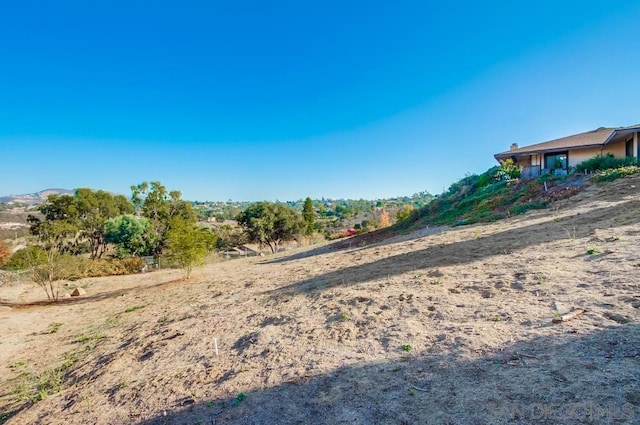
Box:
[165,218,215,279]
[236,202,304,253]
[212,225,247,251]
[103,214,154,258]
[27,189,133,260]
[7,244,73,301]
[29,247,74,301]
[131,181,196,258]
[75,189,134,259]
[28,195,80,254]
[302,197,315,236]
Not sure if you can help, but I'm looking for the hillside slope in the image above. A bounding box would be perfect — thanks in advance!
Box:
[0,189,74,205]
[1,175,640,424]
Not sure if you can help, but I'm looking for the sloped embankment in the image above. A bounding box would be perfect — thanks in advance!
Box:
[1,175,640,424]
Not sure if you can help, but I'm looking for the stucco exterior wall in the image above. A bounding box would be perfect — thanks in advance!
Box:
[602,139,626,158]
[568,147,604,167]
[566,138,629,167]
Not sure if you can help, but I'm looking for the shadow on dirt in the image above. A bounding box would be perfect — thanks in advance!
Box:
[137,324,640,425]
[263,191,639,268]
[267,200,640,296]
[0,278,184,309]
[260,243,338,265]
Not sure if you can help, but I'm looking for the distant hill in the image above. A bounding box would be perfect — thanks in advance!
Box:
[0,188,74,205]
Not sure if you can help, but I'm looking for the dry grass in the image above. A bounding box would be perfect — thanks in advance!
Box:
[1,175,640,424]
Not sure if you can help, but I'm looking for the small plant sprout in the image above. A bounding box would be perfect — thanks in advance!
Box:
[124,305,145,313]
[492,315,502,322]
[340,312,350,321]
[401,344,412,352]
[586,248,600,255]
[231,392,247,406]
[9,360,28,369]
[105,316,119,327]
[46,322,63,334]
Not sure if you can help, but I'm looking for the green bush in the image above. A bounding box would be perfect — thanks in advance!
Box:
[591,165,640,182]
[9,255,148,279]
[497,159,521,180]
[575,154,638,173]
[69,257,147,279]
[118,257,147,274]
[395,205,416,222]
[4,246,47,270]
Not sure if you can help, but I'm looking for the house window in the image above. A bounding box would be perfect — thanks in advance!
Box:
[545,152,568,170]
[626,138,634,157]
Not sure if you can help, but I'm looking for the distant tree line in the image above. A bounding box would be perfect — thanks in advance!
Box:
[1,182,316,300]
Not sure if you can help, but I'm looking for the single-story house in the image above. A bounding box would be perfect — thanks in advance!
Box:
[494,124,640,178]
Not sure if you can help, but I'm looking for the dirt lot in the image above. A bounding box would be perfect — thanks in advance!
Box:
[1,175,640,424]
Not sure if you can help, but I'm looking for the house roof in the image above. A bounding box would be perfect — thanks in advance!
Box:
[494,124,640,161]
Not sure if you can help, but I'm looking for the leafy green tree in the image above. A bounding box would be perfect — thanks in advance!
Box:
[166,218,215,279]
[27,189,133,259]
[212,224,247,251]
[103,214,154,258]
[28,195,79,252]
[131,181,196,257]
[236,202,304,253]
[302,197,315,236]
[75,189,134,259]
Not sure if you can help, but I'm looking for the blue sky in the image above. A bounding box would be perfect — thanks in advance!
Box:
[1,1,639,201]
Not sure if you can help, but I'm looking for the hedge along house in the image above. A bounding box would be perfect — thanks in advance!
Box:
[494,124,640,178]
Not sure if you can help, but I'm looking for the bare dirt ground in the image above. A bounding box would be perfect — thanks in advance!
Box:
[1,175,640,424]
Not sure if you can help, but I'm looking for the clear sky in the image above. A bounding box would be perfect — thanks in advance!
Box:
[1,1,639,201]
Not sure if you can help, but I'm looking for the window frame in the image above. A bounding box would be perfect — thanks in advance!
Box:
[544,151,569,171]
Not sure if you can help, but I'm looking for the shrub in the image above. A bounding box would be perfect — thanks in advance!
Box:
[0,240,10,267]
[476,166,501,188]
[377,209,391,228]
[166,219,214,279]
[67,257,147,279]
[118,257,147,274]
[498,159,521,180]
[591,165,640,182]
[575,154,638,173]
[395,205,416,222]
[5,246,47,271]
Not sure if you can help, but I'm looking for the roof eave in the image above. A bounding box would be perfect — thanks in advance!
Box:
[494,143,606,160]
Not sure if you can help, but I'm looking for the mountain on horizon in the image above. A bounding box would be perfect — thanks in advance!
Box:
[0,188,75,205]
